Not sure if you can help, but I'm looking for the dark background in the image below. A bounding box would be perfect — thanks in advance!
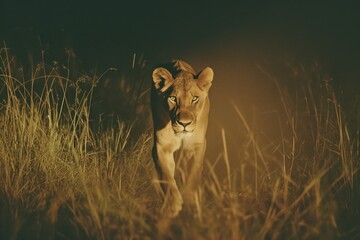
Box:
[1,0,360,155]
[1,1,359,70]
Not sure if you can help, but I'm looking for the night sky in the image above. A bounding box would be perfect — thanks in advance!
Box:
[1,1,359,68]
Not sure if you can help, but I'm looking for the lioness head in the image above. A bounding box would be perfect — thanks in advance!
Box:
[152,62,214,134]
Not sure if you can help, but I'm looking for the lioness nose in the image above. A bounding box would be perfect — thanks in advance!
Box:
[177,120,192,128]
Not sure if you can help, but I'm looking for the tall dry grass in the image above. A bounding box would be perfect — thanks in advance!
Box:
[0,46,155,239]
[0,45,359,239]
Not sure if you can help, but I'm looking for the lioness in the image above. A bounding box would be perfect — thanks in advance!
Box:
[151,60,214,217]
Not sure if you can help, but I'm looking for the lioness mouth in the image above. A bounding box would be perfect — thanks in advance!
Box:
[181,129,194,133]
[172,124,195,133]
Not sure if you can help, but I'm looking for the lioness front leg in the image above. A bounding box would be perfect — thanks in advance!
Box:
[183,141,206,203]
[153,144,183,217]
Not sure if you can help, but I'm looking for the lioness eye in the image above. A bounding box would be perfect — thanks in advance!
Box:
[169,96,176,102]
[192,96,199,102]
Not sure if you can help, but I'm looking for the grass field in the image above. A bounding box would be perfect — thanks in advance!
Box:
[0,46,359,240]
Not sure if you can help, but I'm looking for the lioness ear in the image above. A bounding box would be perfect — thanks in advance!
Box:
[197,67,214,91]
[152,67,174,92]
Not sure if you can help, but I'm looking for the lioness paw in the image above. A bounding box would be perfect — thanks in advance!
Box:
[162,187,183,218]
